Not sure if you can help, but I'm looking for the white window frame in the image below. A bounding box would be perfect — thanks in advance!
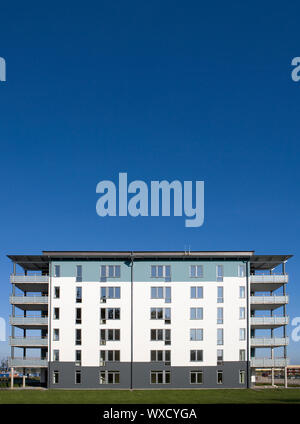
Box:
[190,265,204,278]
[239,328,246,341]
[190,328,203,341]
[190,307,203,320]
[239,370,246,384]
[99,370,120,384]
[151,265,171,278]
[238,264,246,277]
[150,370,171,384]
[100,265,121,279]
[216,265,224,282]
[190,286,203,299]
[239,307,246,320]
[190,350,203,362]
[190,371,203,384]
[239,286,246,299]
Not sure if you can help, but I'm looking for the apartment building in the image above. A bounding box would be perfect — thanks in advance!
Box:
[8,251,291,389]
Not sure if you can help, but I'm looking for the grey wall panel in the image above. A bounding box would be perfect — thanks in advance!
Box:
[49,361,249,389]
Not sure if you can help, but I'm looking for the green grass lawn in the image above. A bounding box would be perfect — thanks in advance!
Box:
[0,389,300,404]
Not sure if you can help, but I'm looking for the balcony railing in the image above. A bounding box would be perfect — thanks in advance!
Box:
[10,296,49,305]
[250,316,289,326]
[10,275,49,283]
[250,296,289,305]
[250,275,288,283]
[9,358,48,368]
[9,337,48,347]
[250,337,289,347]
[251,358,289,367]
[10,317,48,326]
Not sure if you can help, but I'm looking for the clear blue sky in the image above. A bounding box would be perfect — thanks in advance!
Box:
[0,1,299,363]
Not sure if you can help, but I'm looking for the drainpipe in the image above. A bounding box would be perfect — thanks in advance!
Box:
[246,260,250,388]
[130,254,134,390]
[47,261,52,389]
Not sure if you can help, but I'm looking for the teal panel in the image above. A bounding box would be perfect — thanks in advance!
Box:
[133,260,248,282]
[51,259,249,283]
[51,260,131,282]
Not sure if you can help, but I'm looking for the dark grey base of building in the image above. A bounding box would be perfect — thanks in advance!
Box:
[48,361,250,389]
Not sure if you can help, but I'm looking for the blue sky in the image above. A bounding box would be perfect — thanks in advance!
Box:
[0,0,299,363]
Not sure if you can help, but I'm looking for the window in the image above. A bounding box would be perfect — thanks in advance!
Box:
[217,328,223,345]
[190,371,203,384]
[54,265,60,278]
[101,287,121,300]
[76,265,82,282]
[190,286,203,299]
[190,329,203,341]
[150,308,171,322]
[239,370,246,384]
[239,307,245,320]
[100,350,120,364]
[101,308,120,321]
[76,308,82,324]
[150,287,171,303]
[239,286,245,299]
[216,265,223,282]
[217,349,223,365]
[190,265,204,278]
[190,350,203,362]
[239,328,246,341]
[53,349,59,361]
[53,307,60,320]
[239,349,246,361]
[217,307,223,324]
[53,329,59,341]
[217,286,224,303]
[75,350,81,366]
[76,329,82,345]
[76,287,82,303]
[150,329,171,343]
[75,370,81,384]
[217,370,223,384]
[151,265,171,280]
[53,370,59,384]
[100,371,120,384]
[150,370,170,384]
[238,264,246,277]
[54,287,60,299]
[100,329,120,343]
[150,350,171,364]
[100,265,121,279]
[190,307,203,320]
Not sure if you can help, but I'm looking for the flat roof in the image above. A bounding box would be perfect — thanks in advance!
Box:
[7,251,292,272]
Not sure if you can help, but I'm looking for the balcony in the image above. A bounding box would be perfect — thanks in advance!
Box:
[10,316,48,329]
[10,296,48,311]
[250,316,289,329]
[250,295,289,310]
[251,358,289,368]
[250,274,288,292]
[10,275,49,292]
[250,337,289,347]
[9,358,48,368]
[9,336,48,347]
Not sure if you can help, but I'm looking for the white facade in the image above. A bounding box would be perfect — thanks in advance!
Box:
[8,250,290,389]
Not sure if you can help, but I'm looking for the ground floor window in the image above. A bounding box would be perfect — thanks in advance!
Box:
[53,370,59,384]
[150,370,171,384]
[190,371,203,384]
[217,370,223,384]
[75,370,81,384]
[239,370,246,384]
[99,371,120,384]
